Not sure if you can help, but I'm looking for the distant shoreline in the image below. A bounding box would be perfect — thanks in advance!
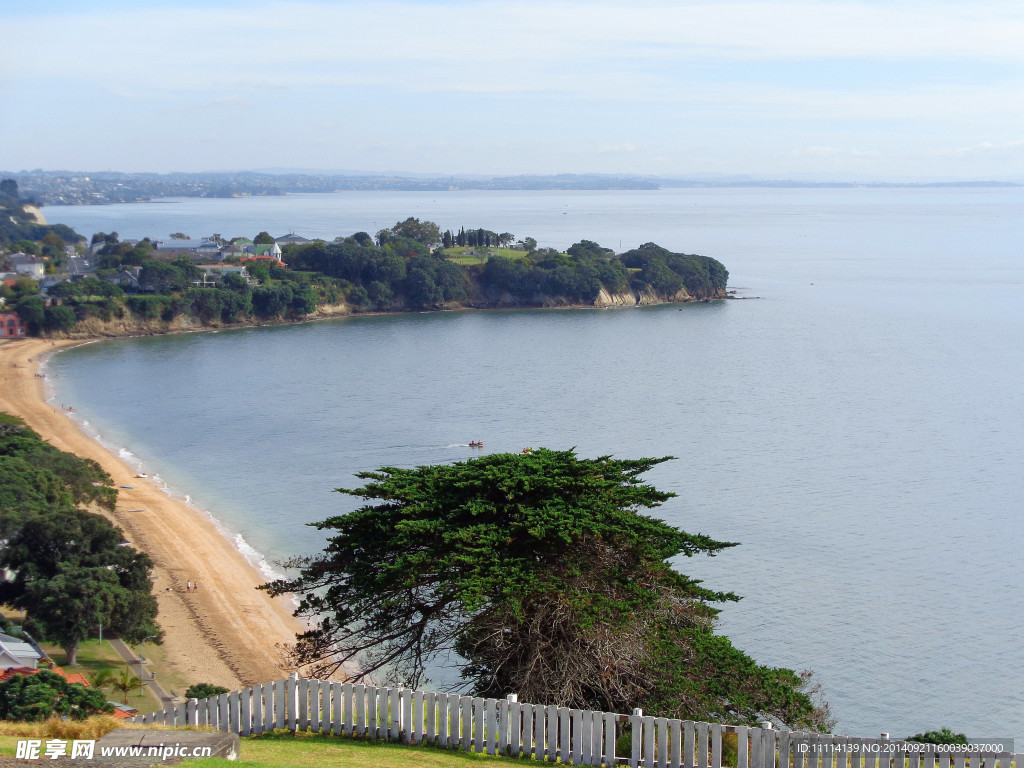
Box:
[20,171,1024,207]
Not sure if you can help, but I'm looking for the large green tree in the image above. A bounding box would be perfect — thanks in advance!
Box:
[264,449,831,729]
[0,670,113,722]
[0,509,161,664]
[377,217,442,248]
[0,418,117,534]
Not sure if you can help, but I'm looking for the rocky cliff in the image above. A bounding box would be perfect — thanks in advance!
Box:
[50,286,723,340]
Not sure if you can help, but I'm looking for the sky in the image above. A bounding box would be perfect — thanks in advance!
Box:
[3,0,1024,181]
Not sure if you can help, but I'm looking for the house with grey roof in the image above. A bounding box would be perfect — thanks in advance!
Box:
[192,265,256,287]
[0,633,43,669]
[153,239,224,263]
[4,254,45,279]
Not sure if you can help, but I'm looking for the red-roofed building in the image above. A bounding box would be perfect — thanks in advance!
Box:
[0,664,90,686]
[0,666,42,683]
[240,254,286,269]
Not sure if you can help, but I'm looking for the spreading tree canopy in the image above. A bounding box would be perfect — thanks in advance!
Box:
[0,509,161,664]
[0,414,160,666]
[264,449,831,729]
[0,670,113,722]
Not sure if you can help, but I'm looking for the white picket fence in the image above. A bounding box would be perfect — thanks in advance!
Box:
[129,675,1021,768]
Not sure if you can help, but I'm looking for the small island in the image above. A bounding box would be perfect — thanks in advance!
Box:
[1,180,728,339]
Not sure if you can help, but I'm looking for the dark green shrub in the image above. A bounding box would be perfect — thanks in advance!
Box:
[184,683,230,701]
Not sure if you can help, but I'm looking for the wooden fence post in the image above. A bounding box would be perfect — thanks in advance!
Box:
[401,689,414,745]
[461,695,473,752]
[261,681,274,733]
[297,676,308,732]
[501,694,516,755]
[736,726,749,768]
[486,698,498,755]
[240,687,252,737]
[630,708,643,768]
[390,688,402,741]
[228,690,240,734]
[425,691,437,745]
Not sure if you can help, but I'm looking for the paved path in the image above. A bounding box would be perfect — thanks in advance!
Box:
[108,638,176,707]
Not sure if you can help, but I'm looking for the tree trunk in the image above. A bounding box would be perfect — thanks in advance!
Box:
[63,642,78,666]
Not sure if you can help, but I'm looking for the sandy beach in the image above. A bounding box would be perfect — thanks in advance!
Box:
[0,337,306,694]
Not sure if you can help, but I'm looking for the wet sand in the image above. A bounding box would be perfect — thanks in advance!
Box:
[0,338,306,695]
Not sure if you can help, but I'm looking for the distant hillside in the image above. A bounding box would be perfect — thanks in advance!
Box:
[7,170,1021,206]
[0,179,82,246]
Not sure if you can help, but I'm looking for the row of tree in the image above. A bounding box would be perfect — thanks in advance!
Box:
[0,413,161,666]
[3,213,729,335]
[441,227,515,249]
[283,228,729,310]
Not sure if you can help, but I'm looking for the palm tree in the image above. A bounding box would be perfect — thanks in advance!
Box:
[110,667,142,705]
[90,667,117,691]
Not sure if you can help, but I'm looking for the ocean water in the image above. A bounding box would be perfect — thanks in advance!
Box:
[42,188,1024,739]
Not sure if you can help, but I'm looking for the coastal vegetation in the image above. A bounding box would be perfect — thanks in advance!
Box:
[184,683,230,700]
[1,178,728,337]
[907,728,968,745]
[264,449,831,730]
[0,180,80,252]
[0,413,161,665]
[0,671,113,722]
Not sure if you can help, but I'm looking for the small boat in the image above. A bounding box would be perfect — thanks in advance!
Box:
[135,473,148,478]
[120,485,134,489]
[468,441,485,447]
[127,508,146,513]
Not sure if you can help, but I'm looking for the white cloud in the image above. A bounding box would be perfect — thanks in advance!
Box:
[8,1,1024,96]
[926,140,1024,158]
[794,146,882,159]
[4,1,1024,177]
[598,143,640,154]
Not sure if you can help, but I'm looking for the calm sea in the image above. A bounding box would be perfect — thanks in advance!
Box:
[42,188,1024,739]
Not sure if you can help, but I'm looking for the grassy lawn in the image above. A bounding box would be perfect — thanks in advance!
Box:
[0,730,535,767]
[133,639,193,703]
[442,247,530,265]
[193,731,534,768]
[41,638,162,714]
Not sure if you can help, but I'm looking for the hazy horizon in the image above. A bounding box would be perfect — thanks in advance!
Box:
[4,1,1023,182]
[7,168,1024,187]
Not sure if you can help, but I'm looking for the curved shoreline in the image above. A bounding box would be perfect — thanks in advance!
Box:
[0,338,305,694]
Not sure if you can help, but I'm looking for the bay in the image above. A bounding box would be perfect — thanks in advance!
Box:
[42,188,1024,739]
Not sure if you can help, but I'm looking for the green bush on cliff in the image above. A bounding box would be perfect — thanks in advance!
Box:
[127,295,174,319]
[620,243,729,299]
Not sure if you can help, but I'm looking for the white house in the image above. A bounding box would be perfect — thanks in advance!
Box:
[5,254,45,279]
[0,633,43,669]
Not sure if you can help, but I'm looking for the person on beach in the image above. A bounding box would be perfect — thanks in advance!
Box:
[186,580,192,592]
